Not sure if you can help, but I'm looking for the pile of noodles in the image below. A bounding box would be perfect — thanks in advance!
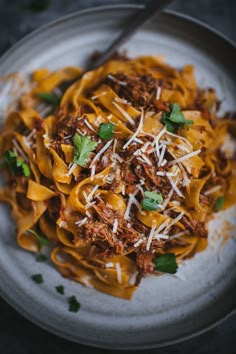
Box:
[0,55,235,299]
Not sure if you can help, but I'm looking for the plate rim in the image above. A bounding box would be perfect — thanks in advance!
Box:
[0,4,235,349]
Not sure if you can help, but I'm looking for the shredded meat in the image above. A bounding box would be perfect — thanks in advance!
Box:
[104,73,159,109]
[136,252,154,273]
[84,221,115,247]
[57,113,78,138]
[181,216,208,238]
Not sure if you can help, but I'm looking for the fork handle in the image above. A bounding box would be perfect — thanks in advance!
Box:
[87,0,173,71]
[59,0,173,93]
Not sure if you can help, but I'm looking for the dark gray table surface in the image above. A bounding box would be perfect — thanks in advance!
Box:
[0,0,235,353]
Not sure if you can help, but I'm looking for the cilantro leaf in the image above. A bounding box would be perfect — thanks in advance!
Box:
[55,285,65,295]
[37,92,60,106]
[98,123,115,140]
[27,229,49,251]
[215,196,224,212]
[72,133,97,167]
[154,253,178,274]
[142,191,163,211]
[36,254,47,262]
[161,103,193,132]
[32,274,44,284]
[1,150,30,177]
[68,296,80,313]
[21,161,31,177]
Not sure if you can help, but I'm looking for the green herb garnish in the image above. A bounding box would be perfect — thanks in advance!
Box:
[32,274,44,284]
[72,133,97,167]
[29,0,51,12]
[27,229,49,251]
[36,254,47,262]
[161,103,193,132]
[55,285,65,295]
[37,92,60,106]
[154,253,178,274]
[215,196,225,212]
[68,296,80,313]
[1,150,30,177]
[141,191,163,211]
[98,123,115,140]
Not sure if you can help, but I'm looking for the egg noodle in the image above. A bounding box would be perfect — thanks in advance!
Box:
[0,55,235,299]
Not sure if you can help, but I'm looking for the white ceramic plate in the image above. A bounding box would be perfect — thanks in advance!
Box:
[0,5,236,349]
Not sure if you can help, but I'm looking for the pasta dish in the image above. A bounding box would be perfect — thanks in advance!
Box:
[0,55,235,299]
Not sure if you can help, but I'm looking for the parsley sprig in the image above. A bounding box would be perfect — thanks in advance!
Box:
[142,191,163,211]
[154,253,178,274]
[98,123,115,140]
[161,103,193,132]
[1,150,30,177]
[72,133,97,167]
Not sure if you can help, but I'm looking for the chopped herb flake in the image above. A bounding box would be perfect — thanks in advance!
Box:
[32,273,44,284]
[55,285,65,295]
[72,133,97,167]
[161,103,193,132]
[1,150,30,177]
[36,254,47,262]
[215,196,225,211]
[154,253,178,274]
[27,229,49,251]
[37,92,60,106]
[98,123,115,140]
[142,191,163,211]
[68,295,80,313]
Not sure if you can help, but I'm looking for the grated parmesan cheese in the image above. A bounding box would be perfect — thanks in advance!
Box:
[67,162,77,176]
[134,239,144,248]
[75,217,88,227]
[114,97,129,104]
[204,185,221,195]
[153,219,171,237]
[165,130,193,149]
[167,176,183,198]
[155,233,169,240]
[84,119,96,133]
[160,139,190,153]
[92,140,113,164]
[168,230,187,240]
[160,188,174,210]
[164,211,185,233]
[90,165,96,181]
[158,144,166,167]
[156,86,162,100]
[122,109,144,149]
[146,225,156,250]
[115,263,122,284]
[87,185,99,201]
[168,149,201,166]
[107,74,127,86]
[112,101,135,125]
[112,218,119,233]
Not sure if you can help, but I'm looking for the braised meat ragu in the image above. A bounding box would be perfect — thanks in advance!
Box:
[0,55,235,299]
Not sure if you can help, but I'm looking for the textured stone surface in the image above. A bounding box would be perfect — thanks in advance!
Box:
[0,0,235,353]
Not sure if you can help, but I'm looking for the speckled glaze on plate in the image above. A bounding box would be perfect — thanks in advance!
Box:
[0,5,236,350]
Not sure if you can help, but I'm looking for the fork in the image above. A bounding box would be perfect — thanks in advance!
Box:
[36,0,173,116]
